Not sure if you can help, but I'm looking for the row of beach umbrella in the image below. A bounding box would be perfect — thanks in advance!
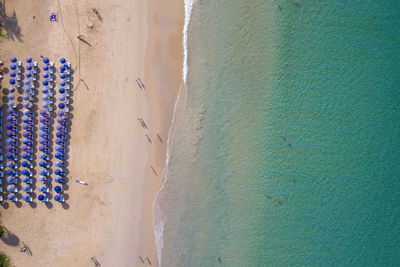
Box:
[1,56,71,203]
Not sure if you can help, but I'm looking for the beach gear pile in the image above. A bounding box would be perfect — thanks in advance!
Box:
[0,56,73,204]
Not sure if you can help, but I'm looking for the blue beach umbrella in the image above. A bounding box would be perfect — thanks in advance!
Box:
[43,65,49,71]
[42,72,49,78]
[59,87,65,94]
[9,79,15,84]
[54,169,62,175]
[58,103,65,109]
[42,87,49,94]
[39,132,48,138]
[60,80,66,86]
[10,64,16,70]
[54,195,64,203]
[22,195,32,202]
[7,130,14,137]
[60,73,66,79]
[43,57,49,64]
[7,185,17,193]
[39,152,49,160]
[22,176,32,184]
[21,161,30,168]
[23,87,30,93]
[42,80,49,86]
[6,170,14,176]
[25,72,32,78]
[23,101,30,108]
[55,138,64,145]
[55,160,65,167]
[38,194,47,202]
[39,138,48,145]
[9,87,15,93]
[60,65,66,72]
[57,118,65,124]
[6,161,15,168]
[7,194,17,201]
[22,169,30,176]
[22,185,32,192]
[26,64,32,70]
[39,161,47,168]
[22,117,30,123]
[59,95,66,101]
[42,102,49,109]
[54,152,62,159]
[10,57,17,63]
[56,132,65,139]
[6,124,13,130]
[40,109,48,116]
[42,95,49,101]
[10,71,16,77]
[39,169,48,176]
[8,101,15,108]
[58,110,65,117]
[26,57,32,63]
[24,79,30,85]
[60,57,66,64]
[39,117,48,124]
[8,94,14,100]
[6,153,14,160]
[39,145,47,152]
[55,176,67,184]
[38,185,49,193]
[7,108,15,114]
[54,185,63,194]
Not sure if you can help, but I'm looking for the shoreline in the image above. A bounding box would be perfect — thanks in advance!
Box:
[0,0,184,266]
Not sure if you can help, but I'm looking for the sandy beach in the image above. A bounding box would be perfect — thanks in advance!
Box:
[0,0,183,266]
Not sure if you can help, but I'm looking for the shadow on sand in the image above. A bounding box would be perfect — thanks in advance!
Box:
[0,0,23,41]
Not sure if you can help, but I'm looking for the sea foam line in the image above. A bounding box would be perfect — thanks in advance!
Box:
[153,0,195,265]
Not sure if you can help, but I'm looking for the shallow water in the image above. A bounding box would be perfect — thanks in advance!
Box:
[155,1,400,266]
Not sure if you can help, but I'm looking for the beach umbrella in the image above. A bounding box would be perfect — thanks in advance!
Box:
[23,139,31,146]
[59,87,65,94]
[54,169,62,176]
[56,132,65,139]
[60,73,66,79]
[6,124,14,130]
[55,138,64,145]
[22,169,30,176]
[42,80,49,86]
[38,176,47,183]
[38,194,48,202]
[39,152,49,160]
[6,116,14,122]
[58,103,65,109]
[39,117,47,124]
[22,131,31,138]
[43,57,49,64]
[10,64,16,70]
[58,110,65,117]
[21,145,29,152]
[23,123,31,130]
[7,108,15,114]
[6,139,15,146]
[59,95,66,101]
[40,109,48,116]
[8,94,14,100]
[21,152,29,160]
[39,124,46,131]
[39,145,46,152]
[54,152,62,159]
[22,187,32,193]
[24,86,31,93]
[10,57,17,63]
[7,185,17,193]
[42,95,49,101]
[39,161,47,168]
[55,176,67,184]
[54,185,63,194]
[9,79,15,84]
[42,87,49,94]
[6,161,15,168]
[10,71,16,77]
[56,147,65,153]
[39,132,48,138]
[43,64,49,71]
[21,161,30,168]
[39,169,48,176]
[38,185,49,193]
[7,130,14,137]
[26,57,32,63]
[42,102,49,109]
[7,194,16,201]
[26,64,32,70]
[9,87,15,93]
[25,72,32,78]
[22,195,32,202]
[23,108,30,115]
[24,79,30,85]
[55,160,65,167]
[60,65,66,72]
[6,153,14,159]
[54,195,64,203]
[6,170,14,176]
[60,57,66,64]
[6,146,15,153]
[6,176,14,183]
[23,101,30,108]
[22,116,30,123]
[42,72,49,78]
[39,138,48,145]
[8,101,15,108]
[60,80,66,86]
[22,94,29,101]
[57,118,65,124]
[22,176,32,183]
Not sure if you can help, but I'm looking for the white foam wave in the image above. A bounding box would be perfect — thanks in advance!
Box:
[183,0,195,85]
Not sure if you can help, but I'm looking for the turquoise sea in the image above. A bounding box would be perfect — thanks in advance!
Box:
[154,0,400,266]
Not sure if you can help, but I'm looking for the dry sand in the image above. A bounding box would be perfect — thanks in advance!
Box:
[0,0,183,266]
